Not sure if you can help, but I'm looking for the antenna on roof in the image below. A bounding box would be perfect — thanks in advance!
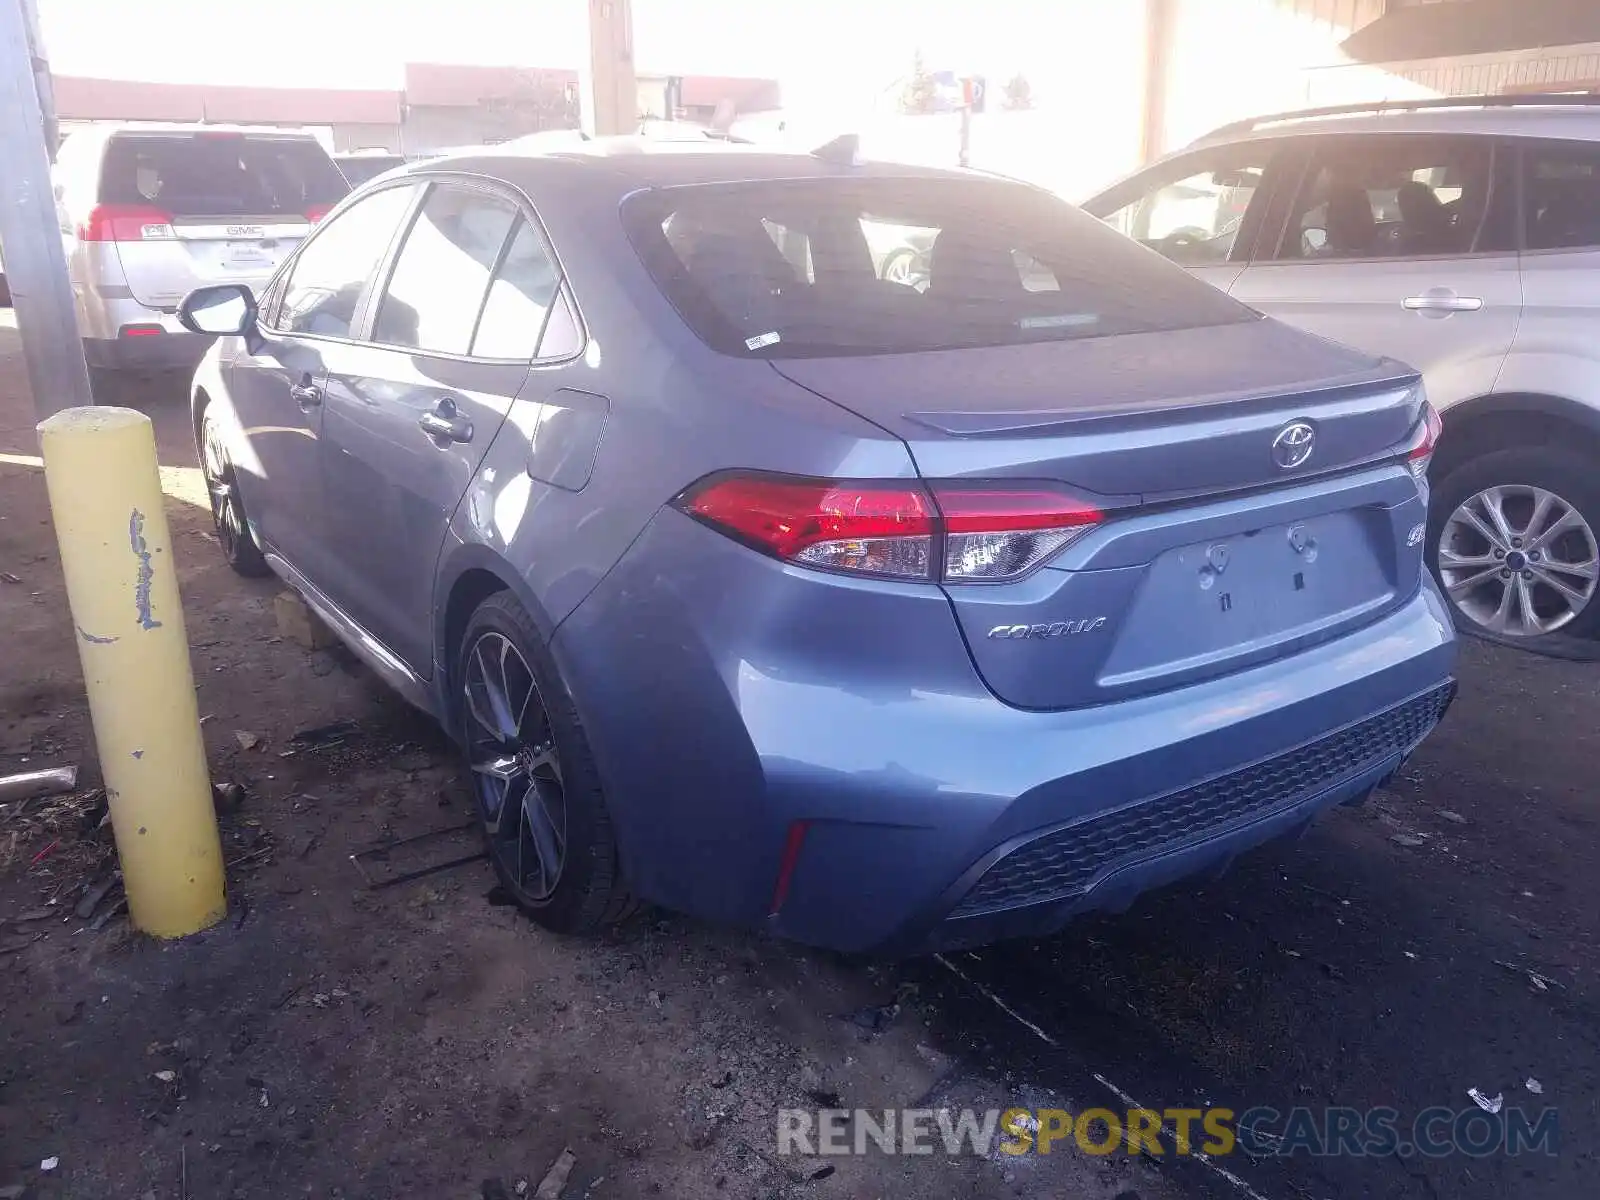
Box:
[810,133,861,166]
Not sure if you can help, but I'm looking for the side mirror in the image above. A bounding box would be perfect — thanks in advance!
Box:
[177,284,256,336]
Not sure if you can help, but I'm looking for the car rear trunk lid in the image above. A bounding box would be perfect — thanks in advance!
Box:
[772,319,1429,709]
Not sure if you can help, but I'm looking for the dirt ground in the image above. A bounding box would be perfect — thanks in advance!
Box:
[0,325,1170,1199]
[3,315,1598,1200]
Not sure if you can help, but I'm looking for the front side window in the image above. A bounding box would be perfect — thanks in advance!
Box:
[1098,150,1271,266]
[278,185,416,338]
[374,185,519,356]
[624,177,1253,358]
[1276,138,1492,261]
[1524,142,1600,251]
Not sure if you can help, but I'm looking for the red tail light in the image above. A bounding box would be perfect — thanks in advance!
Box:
[78,204,174,242]
[676,472,1105,583]
[1405,400,1443,479]
[304,203,334,223]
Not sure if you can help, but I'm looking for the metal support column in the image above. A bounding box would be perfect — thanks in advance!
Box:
[580,0,638,137]
[0,0,93,422]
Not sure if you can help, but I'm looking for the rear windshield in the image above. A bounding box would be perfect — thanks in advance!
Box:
[622,176,1254,358]
[99,134,350,216]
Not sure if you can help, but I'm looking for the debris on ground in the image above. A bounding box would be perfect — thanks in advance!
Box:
[1493,959,1565,992]
[1467,1087,1503,1114]
[73,873,119,920]
[233,730,262,752]
[39,1157,58,1172]
[1389,833,1427,848]
[274,590,336,650]
[1526,1077,1544,1094]
[1439,810,1469,825]
[211,780,246,815]
[0,765,77,804]
[534,1148,576,1200]
[289,720,358,751]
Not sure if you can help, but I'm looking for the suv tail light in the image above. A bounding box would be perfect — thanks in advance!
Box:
[304,203,334,223]
[78,204,174,242]
[675,472,1105,583]
[1404,400,1443,480]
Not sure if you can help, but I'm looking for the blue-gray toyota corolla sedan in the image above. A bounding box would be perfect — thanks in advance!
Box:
[177,137,1456,954]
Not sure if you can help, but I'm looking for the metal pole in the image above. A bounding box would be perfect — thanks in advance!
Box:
[958,104,972,168]
[0,0,93,422]
[580,0,637,137]
[1140,0,1175,164]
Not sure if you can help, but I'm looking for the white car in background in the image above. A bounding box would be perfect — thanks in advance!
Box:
[52,123,349,393]
[1086,94,1600,652]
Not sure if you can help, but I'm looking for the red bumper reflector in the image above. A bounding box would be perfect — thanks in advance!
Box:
[119,324,165,338]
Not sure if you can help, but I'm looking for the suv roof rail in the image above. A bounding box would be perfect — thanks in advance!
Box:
[1203,92,1600,140]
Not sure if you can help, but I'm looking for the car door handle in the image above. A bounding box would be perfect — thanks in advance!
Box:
[289,381,322,408]
[419,407,473,444]
[1402,294,1483,313]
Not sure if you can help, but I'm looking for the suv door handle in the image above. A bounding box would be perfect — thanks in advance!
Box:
[289,380,322,408]
[1402,293,1483,313]
[419,399,473,445]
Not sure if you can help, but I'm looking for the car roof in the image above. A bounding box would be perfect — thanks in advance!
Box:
[1191,95,1600,150]
[402,135,996,192]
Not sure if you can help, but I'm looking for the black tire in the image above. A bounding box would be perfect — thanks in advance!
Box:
[1428,446,1600,643]
[198,405,271,578]
[457,591,635,934]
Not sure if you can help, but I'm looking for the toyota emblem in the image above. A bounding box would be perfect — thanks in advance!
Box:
[1272,421,1316,470]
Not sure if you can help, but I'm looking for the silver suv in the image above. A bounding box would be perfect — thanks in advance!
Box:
[1084,94,1600,650]
[53,124,348,387]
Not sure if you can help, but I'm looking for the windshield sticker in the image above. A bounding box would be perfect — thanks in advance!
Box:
[745,331,782,351]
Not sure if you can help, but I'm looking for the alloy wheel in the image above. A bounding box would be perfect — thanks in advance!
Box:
[1438,484,1599,637]
[463,631,566,902]
[201,420,244,560]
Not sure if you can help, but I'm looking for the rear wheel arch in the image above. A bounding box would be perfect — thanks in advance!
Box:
[1434,392,1600,481]
[434,554,560,732]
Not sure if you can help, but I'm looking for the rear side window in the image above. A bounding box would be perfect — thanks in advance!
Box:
[1523,142,1600,251]
[99,134,349,217]
[374,185,519,356]
[279,185,416,338]
[471,220,564,359]
[622,177,1252,358]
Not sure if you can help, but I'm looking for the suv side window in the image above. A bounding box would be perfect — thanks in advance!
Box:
[1523,141,1600,252]
[373,184,519,356]
[1274,138,1494,261]
[1097,147,1274,267]
[277,185,416,338]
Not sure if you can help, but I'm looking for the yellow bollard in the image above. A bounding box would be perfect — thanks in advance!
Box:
[37,406,226,938]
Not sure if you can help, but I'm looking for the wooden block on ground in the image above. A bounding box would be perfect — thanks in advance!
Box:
[274,590,336,651]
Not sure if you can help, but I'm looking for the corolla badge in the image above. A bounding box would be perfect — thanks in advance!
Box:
[1271,421,1316,470]
[987,618,1108,640]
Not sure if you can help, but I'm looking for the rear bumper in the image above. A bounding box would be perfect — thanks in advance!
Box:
[554,510,1458,955]
[83,329,210,372]
[76,291,211,372]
